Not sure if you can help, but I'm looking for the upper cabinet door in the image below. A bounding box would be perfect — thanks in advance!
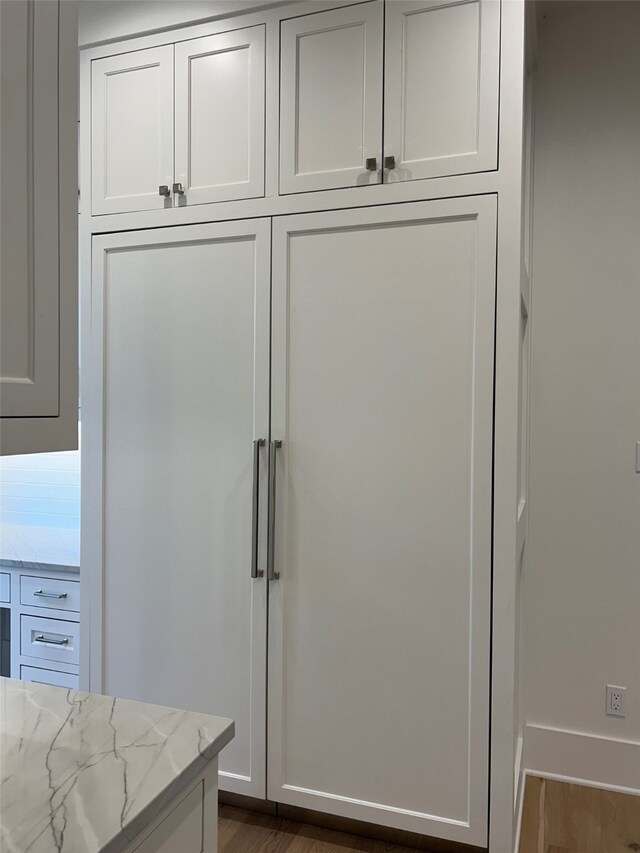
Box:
[91,46,174,215]
[175,26,266,206]
[384,0,500,182]
[1,0,78,455]
[279,2,383,194]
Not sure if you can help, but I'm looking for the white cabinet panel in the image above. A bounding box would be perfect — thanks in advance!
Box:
[86,220,271,798]
[21,575,80,613]
[20,665,79,690]
[91,46,174,215]
[1,0,78,453]
[269,197,496,845]
[384,0,500,181]
[279,2,383,194]
[0,573,9,603]
[131,782,204,853]
[175,26,265,205]
[21,615,80,665]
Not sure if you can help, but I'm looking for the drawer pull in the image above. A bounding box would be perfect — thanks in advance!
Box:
[34,634,69,646]
[34,590,68,600]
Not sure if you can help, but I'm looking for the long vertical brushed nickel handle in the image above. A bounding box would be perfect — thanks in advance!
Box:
[267,440,282,581]
[251,439,265,578]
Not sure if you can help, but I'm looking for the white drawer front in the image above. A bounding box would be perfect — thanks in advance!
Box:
[20,615,80,665]
[20,665,79,690]
[0,572,10,603]
[20,574,79,612]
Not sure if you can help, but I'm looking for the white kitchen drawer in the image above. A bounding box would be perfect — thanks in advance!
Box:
[0,572,10,603]
[20,665,79,690]
[20,615,80,665]
[20,574,79,612]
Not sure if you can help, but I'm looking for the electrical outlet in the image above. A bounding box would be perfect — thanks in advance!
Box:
[606,684,626,718]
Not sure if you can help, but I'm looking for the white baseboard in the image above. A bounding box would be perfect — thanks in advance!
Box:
[524,723,640,795]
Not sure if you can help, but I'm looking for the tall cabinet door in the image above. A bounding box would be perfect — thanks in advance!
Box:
[279,1,383,194]
[91,46,174,215]
[175,26,265,206]
[268,197,496,846]
[85,220,271,798]
[1,0,78,454]
[384,0,500,182]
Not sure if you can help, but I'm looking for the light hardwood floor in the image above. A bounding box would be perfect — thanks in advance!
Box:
[219,780,640,853]
[519,776,640,853]
[219,805,438,852]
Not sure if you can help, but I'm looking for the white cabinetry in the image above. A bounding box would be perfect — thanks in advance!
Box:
[86,220,270,799]
[91,25,265,215]
[175,27,265,204]
[279,2,383,193]
[91,46,174,215]
[20,666,79,690]
[3,568,81,687]
[0,0,78,455]
[0,574,9,603]
[268,197,495,846]
[384,0,500,181]
[279,0,499,194]
[86,197,495,846]
[82,2,530,847]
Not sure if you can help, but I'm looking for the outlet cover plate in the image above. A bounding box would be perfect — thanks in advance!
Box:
[606,684,626,718]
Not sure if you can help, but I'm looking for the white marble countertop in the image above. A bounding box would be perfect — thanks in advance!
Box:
[0,678,234,853]
[0,525,80,573]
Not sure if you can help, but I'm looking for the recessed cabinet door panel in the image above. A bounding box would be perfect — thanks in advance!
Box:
[88,220,270,798]
[384,0,500,182]
[269,198,496,846]
[175,26,265,205]
[91,46,173,215]
[279,2,383,194]
[0,0,60,418]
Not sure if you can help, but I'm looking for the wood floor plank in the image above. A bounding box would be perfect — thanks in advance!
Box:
[518,778,640,853]
[218,805,423,852]
[520,776,545,853]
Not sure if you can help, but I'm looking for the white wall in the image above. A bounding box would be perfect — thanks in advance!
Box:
[79,0,286,46]
[526,1,640,790]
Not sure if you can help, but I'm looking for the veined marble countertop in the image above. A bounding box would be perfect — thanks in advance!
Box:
[0,525,80,573]
[0,678,234,853]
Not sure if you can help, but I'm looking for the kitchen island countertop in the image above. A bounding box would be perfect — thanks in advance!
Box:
[0,677,234,852]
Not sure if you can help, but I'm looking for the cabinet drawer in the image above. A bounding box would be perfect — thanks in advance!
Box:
[0,572,10,603]
[21,574,79,612]
[20,615,79,665]
[20,665,79,690]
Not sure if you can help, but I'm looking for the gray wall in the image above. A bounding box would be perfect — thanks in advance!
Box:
[527,0,640,759]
